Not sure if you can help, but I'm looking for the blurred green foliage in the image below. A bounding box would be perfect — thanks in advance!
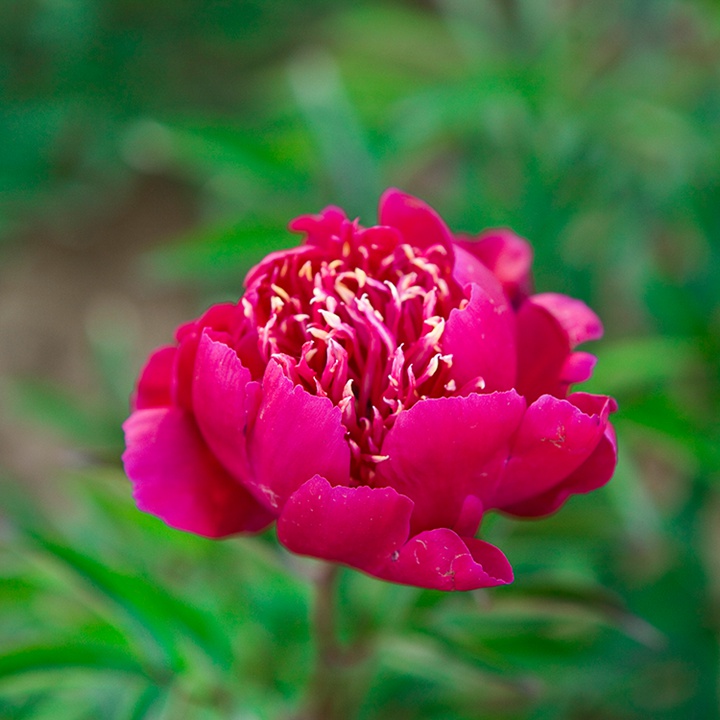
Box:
[2,0,720,718]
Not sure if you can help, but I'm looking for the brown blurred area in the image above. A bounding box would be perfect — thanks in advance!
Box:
[0,174,199,485]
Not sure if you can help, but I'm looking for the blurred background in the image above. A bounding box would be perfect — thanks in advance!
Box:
[1,0,719,718]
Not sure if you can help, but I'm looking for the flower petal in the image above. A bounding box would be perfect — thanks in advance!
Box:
[491,393,612,511]
[277,475,414,569]
[289,206,349,249]
[454,229,533,304]
[444,281,516,392]
[246,360,351,511]
[278,477,512,591]
[560,351,598,387]
[451,244,501,290]
[193,331,260,483]
[531,293,603,346]
[515,298,570,402]
[379,189,454,251]
[378,391,526,533]
[564,420,617,493]
[122,408,273,537]
[376,528,513,591]
[133,346,176,411]
[244,245,324,291]
[500,422,617,517]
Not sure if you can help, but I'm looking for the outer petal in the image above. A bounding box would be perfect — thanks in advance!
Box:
[454,230,533,304]
[377,391,526,533]
[560,351,598,386]
[444,281,516,392]
[515,294,603,402]
[379,189,454,252]
[491,393,612,511]
[122,408,273,537]
[451,245,499,290]
[246,360,351,511]
[278,477,512,591]
[134,346,176,411]
[193,331,259,483]
[562,420,617,494]
[175,303,239,344]
[515,298,571,402]
[500,422,617,517]
[173,305,241,389]
[375,529,513,591]
[277,475,414,569]
[531,293,603,346]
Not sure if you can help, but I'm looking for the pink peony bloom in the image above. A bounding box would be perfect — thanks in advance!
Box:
[123,190,617,591]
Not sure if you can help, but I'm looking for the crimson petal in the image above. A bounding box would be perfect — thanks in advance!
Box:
[515,298,570,402]
[278,477,512,591]
[445,281,516,392]
[277,475,413,569]
[193,331,260,484]
[376,528,513,591]
[122,408,273,537]
[288,206,349,250]
[491,393,612,511]
[246,360,351,511]
[133,346,175,411]
[531,293,603,346]
[454,229,533,304]
[500,422,617,517]
[379,188,454,251]
[378,391,526,533]
[560,351,598,387]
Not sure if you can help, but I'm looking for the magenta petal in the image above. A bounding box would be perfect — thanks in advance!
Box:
[122,408,273,537]
[277,475,414,569]
[288,206,349,249]
[378,391,526,533]
[501,422,617,517]
[172,333,200,411]
[560,351,598,386]
[492,393,611,510]
[378,189,454,251]
[376,528,513,591]
[567,390,618,417]
[515,298,570,402]
[452,245,501,290]
[564,421,617,494]
[246,360,351,511]
[193,332,259,483]
[454,230,533,304]
[531,293,603,346]
[445,281,516,392]
[134,346,176,411]
[453,494,485,537]
[175,302,239,344]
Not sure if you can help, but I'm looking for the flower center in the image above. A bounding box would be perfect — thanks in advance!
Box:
[242,220,469,484]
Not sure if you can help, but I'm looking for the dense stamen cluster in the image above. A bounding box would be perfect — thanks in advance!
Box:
[240,220,470,484]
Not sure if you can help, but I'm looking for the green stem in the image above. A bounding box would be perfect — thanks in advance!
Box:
[294,564,370,720]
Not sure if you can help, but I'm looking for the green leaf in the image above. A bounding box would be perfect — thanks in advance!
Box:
[127,685,166,720]
[24,533,235,672]
[288,50,379,220]
[0,643,146,681]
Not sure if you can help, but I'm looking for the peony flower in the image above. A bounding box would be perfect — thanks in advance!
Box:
[123,190,617,591]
